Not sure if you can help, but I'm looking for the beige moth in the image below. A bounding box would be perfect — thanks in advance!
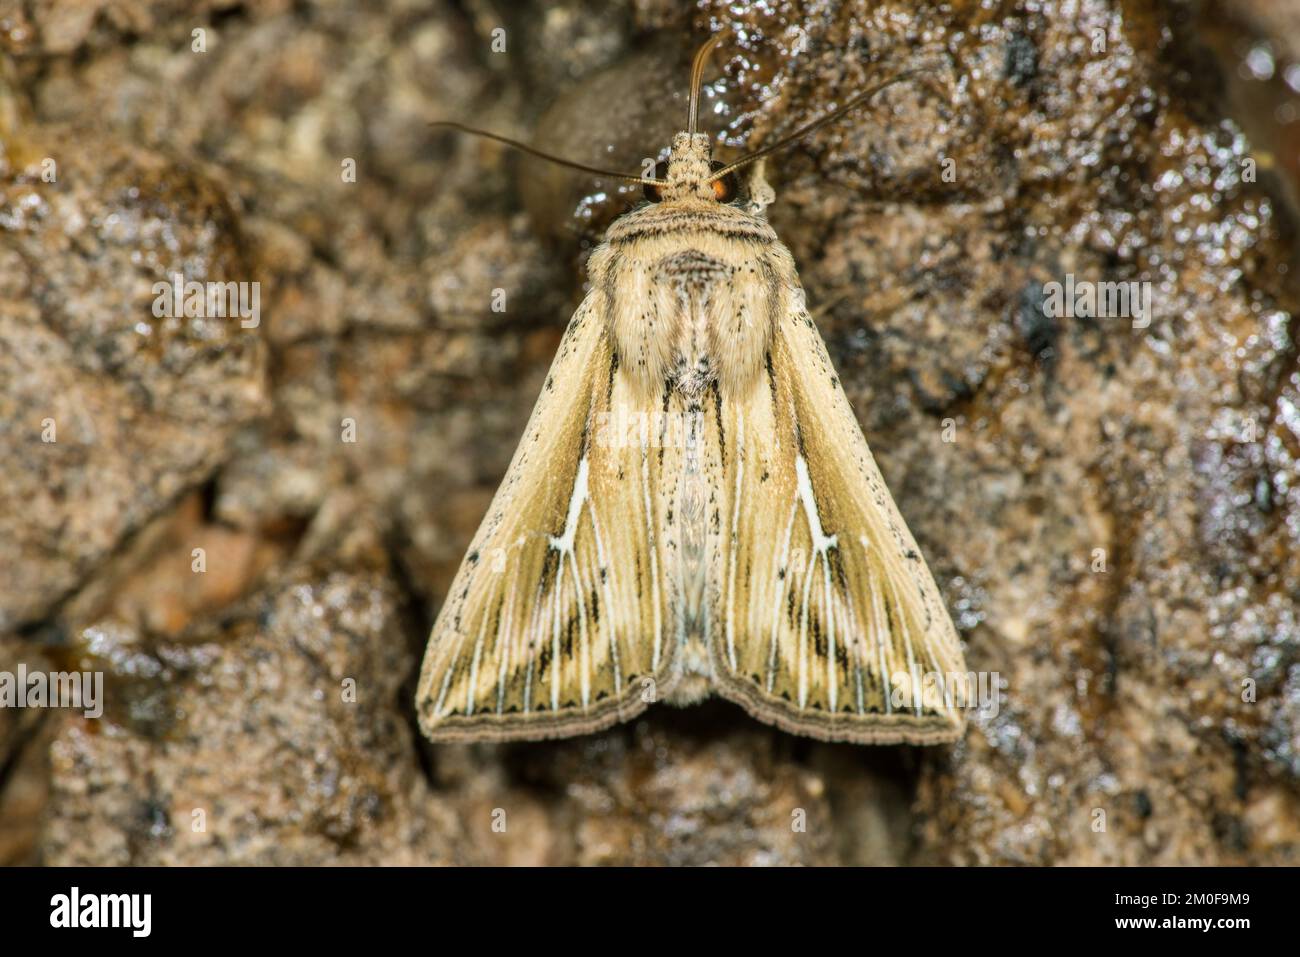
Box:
[417,34,969,745]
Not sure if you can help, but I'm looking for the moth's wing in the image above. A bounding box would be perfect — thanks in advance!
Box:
[416,296,670,742]
[709,302,968,744]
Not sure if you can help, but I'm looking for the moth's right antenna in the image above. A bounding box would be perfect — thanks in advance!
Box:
[429,120,665,186]
[687,32,724,135]
[707,66,943,182]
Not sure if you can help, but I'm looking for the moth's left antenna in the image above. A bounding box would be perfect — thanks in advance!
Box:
[687,32,724,135]
[429,120,664,186]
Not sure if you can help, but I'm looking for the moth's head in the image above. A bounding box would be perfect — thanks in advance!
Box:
[643,132,739,205]
[638,33,739,206]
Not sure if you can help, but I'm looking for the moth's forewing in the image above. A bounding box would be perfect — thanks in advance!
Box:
[415,299,677,742]
[702,276,968,744]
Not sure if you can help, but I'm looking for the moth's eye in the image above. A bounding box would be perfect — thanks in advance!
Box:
[643,160,670,203]
[709,161,739,203]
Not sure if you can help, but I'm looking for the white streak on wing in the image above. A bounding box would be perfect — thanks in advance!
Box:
[794,454,838,553]
[793,454,838,711]
[549,457,590,554]
[540,455,591,713]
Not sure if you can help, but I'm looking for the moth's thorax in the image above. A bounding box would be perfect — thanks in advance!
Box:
[659,132,718,203]
[590,199,797,400]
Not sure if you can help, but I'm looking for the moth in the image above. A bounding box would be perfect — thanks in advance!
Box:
[418,34,968,744]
